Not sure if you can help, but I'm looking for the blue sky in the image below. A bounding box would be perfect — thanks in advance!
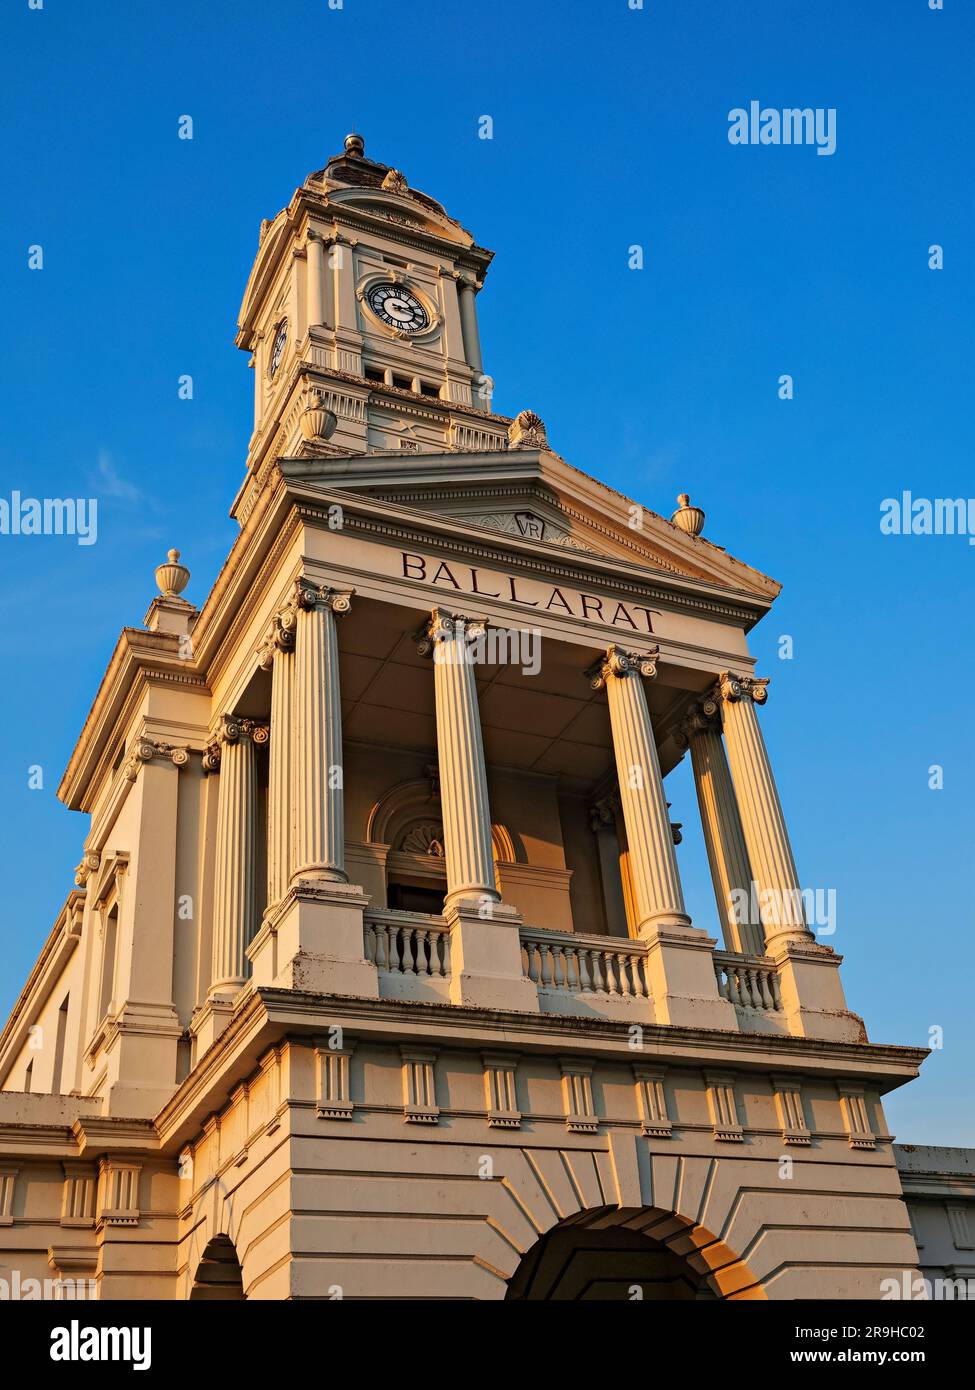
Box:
[1,0,971,1142]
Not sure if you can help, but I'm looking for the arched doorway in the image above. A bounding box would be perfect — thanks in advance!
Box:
[505,1208,763,1301]
[189,1234,245,1301]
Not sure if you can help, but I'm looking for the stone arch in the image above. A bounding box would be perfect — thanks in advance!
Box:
[491,822,520,865]
[365,776,522,877]
[503,1206,766,1301]
[189,1233,245,1301]
[366,778,439,849]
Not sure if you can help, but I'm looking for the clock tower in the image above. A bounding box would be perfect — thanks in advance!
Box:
[233,133,505,524]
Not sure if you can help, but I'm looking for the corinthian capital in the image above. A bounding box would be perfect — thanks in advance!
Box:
[716,672,769,705]
[587,644,660,691]
[295,580,354,616]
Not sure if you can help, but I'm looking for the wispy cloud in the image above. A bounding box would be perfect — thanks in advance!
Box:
[94,449,145,504]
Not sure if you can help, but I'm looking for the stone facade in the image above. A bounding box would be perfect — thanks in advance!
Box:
[0,135,961,1301]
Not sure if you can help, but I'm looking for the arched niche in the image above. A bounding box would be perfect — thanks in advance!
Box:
[360,777,520,911]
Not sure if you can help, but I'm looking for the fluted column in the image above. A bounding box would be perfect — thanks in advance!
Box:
[292,582,351,883]
[590,646,689,934]
[259,604,298,907]
[717,673,813,951]
[419,609,499,909]
[306,232,326,330]
[679,699,763,955]
[206,716,267,996]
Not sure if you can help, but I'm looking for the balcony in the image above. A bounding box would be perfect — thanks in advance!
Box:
[363,911,788,1035]
[364,909,451,1003]
[520,926,652,1021]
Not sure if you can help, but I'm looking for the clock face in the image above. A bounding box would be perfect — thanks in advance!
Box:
[366,283,429,333]
[269,320,287,377]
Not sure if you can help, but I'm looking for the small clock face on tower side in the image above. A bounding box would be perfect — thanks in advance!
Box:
[366,283,429,333]
[269,320,287,377]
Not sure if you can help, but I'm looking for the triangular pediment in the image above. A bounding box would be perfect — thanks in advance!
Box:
[278,446,780,604]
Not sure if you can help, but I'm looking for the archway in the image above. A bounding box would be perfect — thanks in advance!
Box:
[505,1207,763,1301]
[189,1234,245,1301]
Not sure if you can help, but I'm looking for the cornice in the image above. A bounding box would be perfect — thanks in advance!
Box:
[153,985,928,1151]
[58,632,209,813]
[71,1115,159,1157]
[0,1121,82,1158]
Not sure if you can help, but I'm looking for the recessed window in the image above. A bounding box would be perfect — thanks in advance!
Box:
[364,366,385,384]
[387,883,445,915]
[420,382,441,399]
[392,375,413,392]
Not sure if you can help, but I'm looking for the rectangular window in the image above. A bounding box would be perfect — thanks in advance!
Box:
[52,994,70,1094]
[99,907,118,1019]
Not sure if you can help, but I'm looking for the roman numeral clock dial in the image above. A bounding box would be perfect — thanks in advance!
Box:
[366,282,429,333]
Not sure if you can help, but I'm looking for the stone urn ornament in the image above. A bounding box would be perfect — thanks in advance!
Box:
[154,549,190,598]
[300,392,338,442]
[670,493,705,536]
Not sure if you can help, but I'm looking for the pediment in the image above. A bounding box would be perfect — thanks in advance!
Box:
[356,455,779,601]
[458,505,593,554]
[326,187,472,246]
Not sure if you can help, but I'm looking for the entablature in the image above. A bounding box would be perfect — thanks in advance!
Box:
[152,986,929,1157]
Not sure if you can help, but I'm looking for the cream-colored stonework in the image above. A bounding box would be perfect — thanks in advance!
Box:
[0,134,958,1301]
